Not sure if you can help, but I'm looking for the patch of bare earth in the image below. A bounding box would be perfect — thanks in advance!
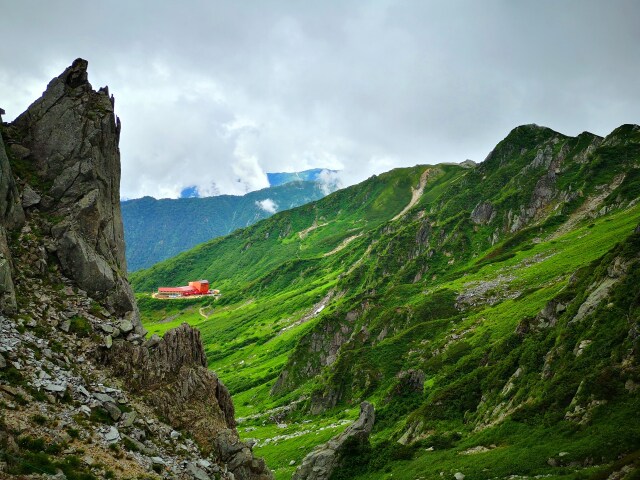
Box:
[391,168,433,221]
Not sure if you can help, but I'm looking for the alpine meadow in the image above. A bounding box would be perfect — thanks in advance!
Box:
[132,124,640,479]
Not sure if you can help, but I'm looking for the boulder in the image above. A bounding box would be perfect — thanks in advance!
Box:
[94,392,116,404]
[117,319,134,334]
[292,402,375,480]
[21,185,41,208]
[121,411,137,428]
[103,401,122,421]
[186,462,210,480]
[104,426,120,442]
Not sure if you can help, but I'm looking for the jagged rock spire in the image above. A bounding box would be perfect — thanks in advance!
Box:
[8,59,142,332]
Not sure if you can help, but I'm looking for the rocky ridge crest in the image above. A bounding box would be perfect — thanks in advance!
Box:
[5,58,141,330]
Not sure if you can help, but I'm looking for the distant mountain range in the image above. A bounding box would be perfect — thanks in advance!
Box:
[267,168,338,187]
[122,179,333,271]
[177,168,339,198]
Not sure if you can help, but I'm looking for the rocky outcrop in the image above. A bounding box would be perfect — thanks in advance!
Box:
[0,60,273,479]
[104,324,234,432]
[105,323,273,480]
[292,401,375,480]
[273,319,353,399]
[0,110,25,313]
[6,59,141,331]
[387,369,425,400]
[470,202,495,225]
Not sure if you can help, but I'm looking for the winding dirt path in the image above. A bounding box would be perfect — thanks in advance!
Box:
[298,221,329,239]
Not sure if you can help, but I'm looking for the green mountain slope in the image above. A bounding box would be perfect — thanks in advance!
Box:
[132,124,640,479]
[122,180,327,271]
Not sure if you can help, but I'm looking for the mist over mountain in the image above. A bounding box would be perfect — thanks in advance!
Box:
[266,169,339,188]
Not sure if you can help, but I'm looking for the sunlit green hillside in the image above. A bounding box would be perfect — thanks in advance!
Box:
[132,124,640,479]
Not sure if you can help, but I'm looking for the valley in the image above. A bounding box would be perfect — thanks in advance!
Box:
[133,125,640,479]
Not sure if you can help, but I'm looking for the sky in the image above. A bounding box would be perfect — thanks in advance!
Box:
[1,0,639,200]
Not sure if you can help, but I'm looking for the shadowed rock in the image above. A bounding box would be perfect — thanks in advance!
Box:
[292,401,375,480]
[0,122,25,313]
[471,202,495,225]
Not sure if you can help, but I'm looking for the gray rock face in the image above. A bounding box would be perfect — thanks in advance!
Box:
[0,125,25,313]
[0,118,25,231]
[21,184,41,208]
[471,202,496,225]
[0,249,17,314]
[9,59,141,331]
[292,402,375,480]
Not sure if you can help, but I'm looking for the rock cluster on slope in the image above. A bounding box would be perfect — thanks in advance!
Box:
[104,324,272,479]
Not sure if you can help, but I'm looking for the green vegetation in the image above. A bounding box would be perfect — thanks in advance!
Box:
[69,316,92,337]
[133,124,640,479]
[1,435,98,480]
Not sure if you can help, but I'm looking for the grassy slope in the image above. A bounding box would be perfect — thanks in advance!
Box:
[132,125,640,479]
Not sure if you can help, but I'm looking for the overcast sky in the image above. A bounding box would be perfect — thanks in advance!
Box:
[1,1,639,199]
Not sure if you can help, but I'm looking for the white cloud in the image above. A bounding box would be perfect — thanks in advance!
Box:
[1,1,639,200]
[255,198,278,214]
[316,169,342,195]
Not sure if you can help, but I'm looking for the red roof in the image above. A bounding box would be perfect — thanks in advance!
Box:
[158,286,197,293]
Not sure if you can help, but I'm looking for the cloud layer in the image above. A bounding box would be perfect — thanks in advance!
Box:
[1,1,638,199]
[255,198,278,214]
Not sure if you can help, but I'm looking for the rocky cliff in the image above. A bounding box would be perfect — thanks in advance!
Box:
[0,60,272,479]
[4,59,141,330]
[105,325,272,479]
[0,116,24,314]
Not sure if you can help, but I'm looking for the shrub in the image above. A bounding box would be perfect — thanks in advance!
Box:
[69,316,92,337]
